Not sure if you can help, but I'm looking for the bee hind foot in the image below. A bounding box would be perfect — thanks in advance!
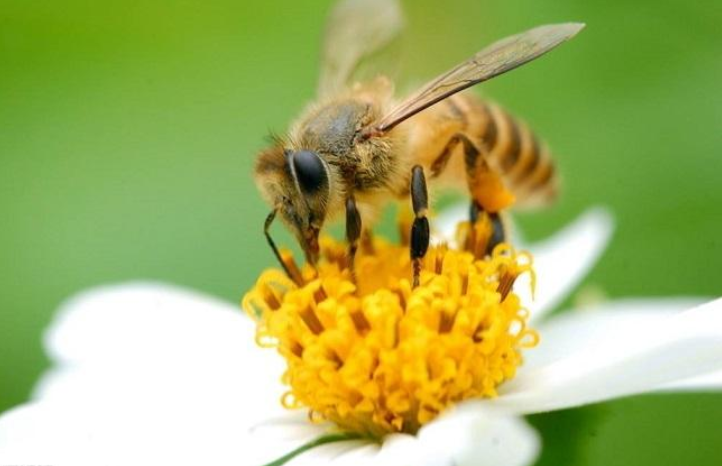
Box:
[468,202,505,258]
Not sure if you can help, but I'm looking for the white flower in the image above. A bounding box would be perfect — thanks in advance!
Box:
[1,208,720,466]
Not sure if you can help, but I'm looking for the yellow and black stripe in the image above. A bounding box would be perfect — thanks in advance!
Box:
[459,96,557,207]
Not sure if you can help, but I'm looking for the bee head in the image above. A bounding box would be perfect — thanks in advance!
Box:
[255,145,331,265]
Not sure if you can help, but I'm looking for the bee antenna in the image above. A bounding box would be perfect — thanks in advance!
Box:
[264,209,295,279]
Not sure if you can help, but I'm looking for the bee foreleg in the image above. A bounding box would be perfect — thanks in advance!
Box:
[410,165,430,288]
[345,195,362,282]
[264,209,304,285]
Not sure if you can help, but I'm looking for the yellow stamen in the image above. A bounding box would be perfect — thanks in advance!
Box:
[242,219,538,437]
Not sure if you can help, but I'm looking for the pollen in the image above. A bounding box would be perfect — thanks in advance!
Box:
[242,218,538,438]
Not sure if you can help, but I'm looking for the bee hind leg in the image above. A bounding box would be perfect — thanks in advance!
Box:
[430,132,508,257]
[470,202,506,256]
[430,132,482,179]
[410,165,430,288]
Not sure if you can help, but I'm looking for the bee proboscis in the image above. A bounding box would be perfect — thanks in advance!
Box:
[254,0,584,286]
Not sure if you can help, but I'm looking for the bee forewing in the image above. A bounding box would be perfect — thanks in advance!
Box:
[374,23,585,133]
[318,0,404,97]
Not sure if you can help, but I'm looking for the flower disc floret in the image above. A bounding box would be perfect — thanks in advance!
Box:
[244,233,537,437]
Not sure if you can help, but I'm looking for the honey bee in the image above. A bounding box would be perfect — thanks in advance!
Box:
[254,0,584,286]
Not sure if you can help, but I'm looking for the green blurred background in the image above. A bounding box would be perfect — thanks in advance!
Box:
[1,0,720,464]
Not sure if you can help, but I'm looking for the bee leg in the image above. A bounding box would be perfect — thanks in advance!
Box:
[345,195,362,282]
[361,229,375,254]
[430,133,488,188]
[470,202,506,255]
[430,133,475,178]
[488,212,506,254]
[264,210,293,278]
[431,133,507,256]
[410,165,430,288]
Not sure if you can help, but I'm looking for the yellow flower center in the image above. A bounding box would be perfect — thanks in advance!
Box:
[243,217,538,437]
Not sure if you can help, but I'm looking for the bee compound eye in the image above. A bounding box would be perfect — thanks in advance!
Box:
[292,150,327,193]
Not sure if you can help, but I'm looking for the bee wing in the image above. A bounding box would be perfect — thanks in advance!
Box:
[318,0,404,97]
[372,23,585,133]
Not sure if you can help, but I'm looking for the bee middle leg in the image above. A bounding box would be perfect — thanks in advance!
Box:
[345,195,362,281]
[409,165,430,287]
[430,133,506,256]
[361,229,375,254]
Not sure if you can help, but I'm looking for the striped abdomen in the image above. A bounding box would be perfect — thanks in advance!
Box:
[463,95,557,208]
[412,93,558,210]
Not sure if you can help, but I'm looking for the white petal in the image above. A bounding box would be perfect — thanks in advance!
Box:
[0,403,98,466]
[663,370,722,391]
[245,413,343,465]
[43,281,254,365]
[288,440,378,466]
[524,296,722,392]
[0,283,290,466]
[251,407,539,466]
[432,202,467,247]
[417,405,540,466]
[487,298,722,414]
[518,207,614,323]
[327,407,538,466]
[0,397,265,466]
[42,282,287,417]
[525,297,705,369]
